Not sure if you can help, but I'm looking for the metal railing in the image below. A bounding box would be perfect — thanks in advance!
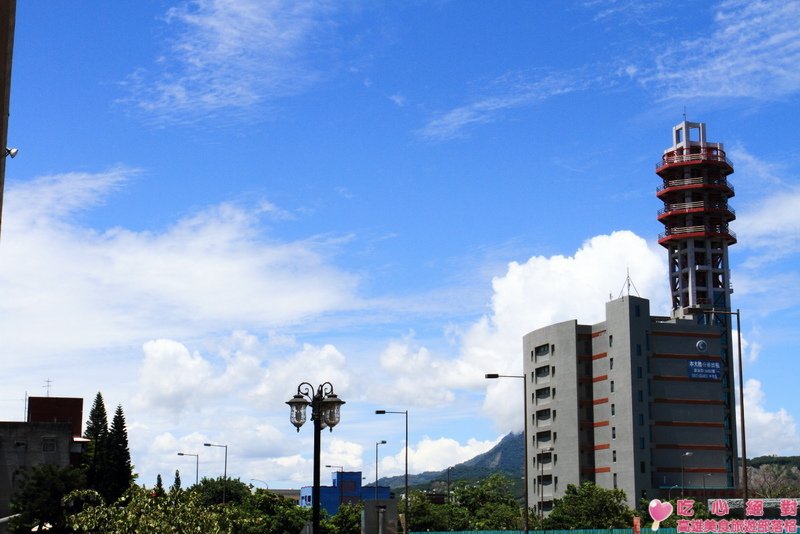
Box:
[656,148,733,170]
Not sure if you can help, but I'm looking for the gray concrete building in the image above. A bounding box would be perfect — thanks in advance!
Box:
[523,121,739,514]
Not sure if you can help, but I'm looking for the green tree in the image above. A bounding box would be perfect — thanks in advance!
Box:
[154,474,166,497]
[193,476,252,506]
[246,489,311,534]
[323,501,364,534]
[545,481,634,529]
[83,392,109,491]
[171,469,182,492]
[104,404,134,502]
[10,464,86,533]
[453,473,522,530]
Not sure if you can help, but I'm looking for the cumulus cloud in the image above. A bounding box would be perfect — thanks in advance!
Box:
[738,379,800,456]
[380,435,502,477]
[0,170,359,359]
[462,231,667,431]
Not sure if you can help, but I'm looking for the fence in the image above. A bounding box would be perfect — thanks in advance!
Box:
[410,530,678,534]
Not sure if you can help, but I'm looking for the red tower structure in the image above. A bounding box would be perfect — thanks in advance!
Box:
[656,121,736,316]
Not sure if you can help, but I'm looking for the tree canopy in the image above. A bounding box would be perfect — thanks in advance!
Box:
[544,481,634,529]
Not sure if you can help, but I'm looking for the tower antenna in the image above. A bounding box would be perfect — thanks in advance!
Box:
[43,378,53,397]
[683,106,687,121]
[618,268,641,298]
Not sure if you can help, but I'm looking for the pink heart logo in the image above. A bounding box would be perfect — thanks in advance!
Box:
[649,499,673,522]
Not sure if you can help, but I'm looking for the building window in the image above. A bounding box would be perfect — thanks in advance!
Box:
[611,403,615,416]
[42,438,56,453]
[613,450,617,463]
[640,461,646,474]
[551,366,555,376]
[613,473,618,489]
[637,390,643,402]
[635,304,641,317]
[535,343,550,356]
[609,335,613,347]
[636,344,642,356]
[610,358,614,370]
[610,381,615,393]
[639,437,645,449]
[637,367,643,378]
[638,414,644,426]
[612,427,616,440]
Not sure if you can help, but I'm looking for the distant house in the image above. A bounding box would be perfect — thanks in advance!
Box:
[0,397,86,522]
[299,470,391,516]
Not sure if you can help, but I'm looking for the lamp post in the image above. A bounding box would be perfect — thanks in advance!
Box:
[177,452,199,485]
[681,452,693,498]
[486,373,530,534]
[668,484,679,501]
[376,409,409,534]
[375,440,387,501]
[702,473,712,506]
[287,382,345,534]
[709,308,748,503]
[204,443,228,504]
[326,465,344,505]
[251,478,269,488]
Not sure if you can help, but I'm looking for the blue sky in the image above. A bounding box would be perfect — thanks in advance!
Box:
[2,0,800,489]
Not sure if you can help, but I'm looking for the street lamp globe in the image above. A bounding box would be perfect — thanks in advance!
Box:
[287,394,310,431]
[321,393,345,430]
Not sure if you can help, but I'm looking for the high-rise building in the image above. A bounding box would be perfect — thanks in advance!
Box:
[522,121,739,514]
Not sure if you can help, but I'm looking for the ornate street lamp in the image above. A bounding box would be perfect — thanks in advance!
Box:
[177,452,199,485]
[287,382,345,534]
[376,409,409,534]
[486,373,530,533]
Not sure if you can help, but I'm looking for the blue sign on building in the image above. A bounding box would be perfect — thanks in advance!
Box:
[687,359,722,380]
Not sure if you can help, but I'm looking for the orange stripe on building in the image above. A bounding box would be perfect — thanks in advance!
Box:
[594,467,611,473]
[653,353,722,361]
[651,331,721,338]
[655,444,726,451]
[592,374,608,383]
[654,421,724,428]
[593,397,609,405]
[592,352,609,360]
[653,398,724,405]
[593,443,610,450]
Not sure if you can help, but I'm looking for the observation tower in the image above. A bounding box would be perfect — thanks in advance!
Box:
[656,121,736,317]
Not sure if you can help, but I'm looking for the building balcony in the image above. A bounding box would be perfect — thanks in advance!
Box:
[656,148,733,174]
[657,201,735,218]
[658,225,737,246]
[656,177,734,197]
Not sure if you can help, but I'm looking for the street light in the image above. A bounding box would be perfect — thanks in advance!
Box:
[204,443,228,504]
[251,478,269,488]
[326,465,344,505]
[4,147,17,158]
[376,409,409,534]
[375,440,387,501]
[681,452,693,498]
[287,382,345,534]
[702,473,712,506]
[486,373,530,534]
[708,308,748,503]
[177,452,199,485]
[668,484,679,501]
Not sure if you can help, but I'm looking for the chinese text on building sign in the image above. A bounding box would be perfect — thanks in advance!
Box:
[687,360,722,380]
[675,499,798,533]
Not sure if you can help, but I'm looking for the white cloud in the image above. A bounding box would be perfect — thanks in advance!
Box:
[417,73,588,140]
[380,435,502,477]
[738,379,800,456]
[465,231,667,431]
[0,170,360,359]
[644,0,800,100]
[120,0,340,121]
